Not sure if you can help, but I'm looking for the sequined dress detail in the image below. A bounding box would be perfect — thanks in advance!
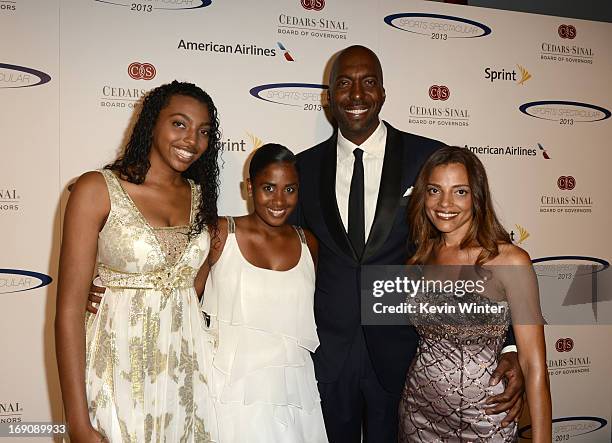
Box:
[85,170,216,442]
[201,217,328,443]
[398,289,517,442]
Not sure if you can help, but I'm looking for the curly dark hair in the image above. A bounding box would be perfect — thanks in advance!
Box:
[106,80,221,238]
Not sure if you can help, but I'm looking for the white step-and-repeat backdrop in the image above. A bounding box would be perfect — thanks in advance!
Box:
[1,0,610,441]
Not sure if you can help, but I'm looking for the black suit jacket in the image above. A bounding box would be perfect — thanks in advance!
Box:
[293,122,443,395]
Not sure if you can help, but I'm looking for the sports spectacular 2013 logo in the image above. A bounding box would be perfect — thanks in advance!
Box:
[93,0,212,12]
[0,269,52,294]
[519,101,611,124]
[384,13,491,39]
[0,63,51,88]
[249,83,327,111]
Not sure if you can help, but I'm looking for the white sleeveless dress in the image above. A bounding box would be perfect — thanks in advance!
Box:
[201,216,328,443]
[85,170,217,442]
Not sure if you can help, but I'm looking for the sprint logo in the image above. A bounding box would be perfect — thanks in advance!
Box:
[511,224,530,245]
[484,65,532,85]
[246,132,264,150]
[517,65,531,85]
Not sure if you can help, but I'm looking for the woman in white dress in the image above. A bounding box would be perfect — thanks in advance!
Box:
[202,144,329,442]
[56,81,220,442]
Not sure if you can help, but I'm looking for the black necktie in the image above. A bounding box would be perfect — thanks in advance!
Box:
[348,148,365,258]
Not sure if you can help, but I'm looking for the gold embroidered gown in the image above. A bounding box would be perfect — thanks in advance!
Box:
[85,170,216,442]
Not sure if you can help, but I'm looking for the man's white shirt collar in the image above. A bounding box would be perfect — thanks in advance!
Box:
[337,120,387,161]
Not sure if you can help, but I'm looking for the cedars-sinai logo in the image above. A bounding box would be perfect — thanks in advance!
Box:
[519,101,611,125]
[1,1,16,12]
[249,83,328,111]
[557,176,576,191]
[383,13,491,39]
[93,0,212,11]
[555,337,574,352]
[128,62,156,80]
[558,24,577,39]
[0,63,51,89]
[428,85,450,101]
[301,0,324,11]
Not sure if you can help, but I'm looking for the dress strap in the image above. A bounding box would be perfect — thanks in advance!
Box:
[225,216,236,234]
[97,169,126,212]
[187,179,198,225]
[293,226,307,244]
[98,169,121,192]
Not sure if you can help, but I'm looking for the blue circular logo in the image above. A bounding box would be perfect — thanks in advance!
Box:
[384,13,491,38]
[249,83,328,108]
[0,63,51,89]
[0,269,53,294]
[519,101,611,122]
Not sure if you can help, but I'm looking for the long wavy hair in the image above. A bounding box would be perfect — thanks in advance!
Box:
[106,80,221,238]
[407,146,510,266]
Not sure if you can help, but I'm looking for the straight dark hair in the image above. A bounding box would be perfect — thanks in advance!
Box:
[248,143,296,180]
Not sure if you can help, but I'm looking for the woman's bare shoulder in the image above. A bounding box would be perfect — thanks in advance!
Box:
[302,228,318,265]
[67,171,110,212]
[490,243,532,266]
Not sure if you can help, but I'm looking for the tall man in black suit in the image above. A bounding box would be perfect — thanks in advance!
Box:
[293,45,524,442]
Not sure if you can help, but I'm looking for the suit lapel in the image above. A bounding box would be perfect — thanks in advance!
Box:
[362,123,404,262]
[319,133,359,262]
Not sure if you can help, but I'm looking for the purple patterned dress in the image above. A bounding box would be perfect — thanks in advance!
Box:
[398,290,517,442]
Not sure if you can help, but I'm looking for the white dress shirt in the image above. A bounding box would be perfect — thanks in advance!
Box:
[334,121,517,355]
[335,121,387,241]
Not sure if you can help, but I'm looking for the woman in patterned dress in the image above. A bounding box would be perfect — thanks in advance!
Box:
[55,81,221,442]
[398,147,551,442]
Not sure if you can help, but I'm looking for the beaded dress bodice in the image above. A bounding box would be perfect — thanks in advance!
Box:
[399,285,517,442]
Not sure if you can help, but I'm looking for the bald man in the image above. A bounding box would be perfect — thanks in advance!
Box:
[292,46,524,442]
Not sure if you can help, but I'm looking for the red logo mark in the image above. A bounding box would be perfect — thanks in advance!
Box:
[428,85,450,101]
[277,42,295,62]
[538,143,551,160]
[558,24,577,39]
[555,338,574,352]
[128,62,156,80]
[301,0,325,11]
[557,176,576,190]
